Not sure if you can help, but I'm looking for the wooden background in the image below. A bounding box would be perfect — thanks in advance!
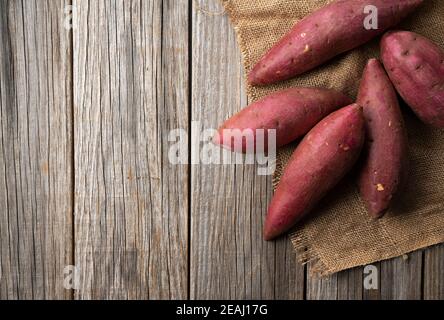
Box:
[0,0,442,300]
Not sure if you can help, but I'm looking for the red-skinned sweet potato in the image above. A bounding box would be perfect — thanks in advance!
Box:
[248,0,423,86]
[357,59,409,218]
[381,31,444,128]
[264,104,365,240]
[213,87,351,153]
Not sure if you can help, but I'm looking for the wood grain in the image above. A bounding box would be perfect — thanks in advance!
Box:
[424,244,444,299]
[190,0,304,300]
[0,0,73,299]
[337,268,363,300]
[380,252,423,300]
[73,0,189,299]
[307,272,338,300]
[307,267,365,300]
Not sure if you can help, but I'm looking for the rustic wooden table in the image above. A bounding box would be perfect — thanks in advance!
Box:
[0,0,442,300]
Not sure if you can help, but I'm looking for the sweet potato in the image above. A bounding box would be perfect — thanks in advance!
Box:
[213,87,351,153]
[357,59,408,218]
[248,0,423,86]
[381,31,444,128]
[264,104,365,240]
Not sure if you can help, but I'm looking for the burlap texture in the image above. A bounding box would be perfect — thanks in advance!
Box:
[221,0,444,276]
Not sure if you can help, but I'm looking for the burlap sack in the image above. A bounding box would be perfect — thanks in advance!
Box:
[221,0,444,276]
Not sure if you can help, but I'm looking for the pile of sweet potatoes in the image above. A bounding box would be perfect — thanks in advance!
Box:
[214,0,444,240]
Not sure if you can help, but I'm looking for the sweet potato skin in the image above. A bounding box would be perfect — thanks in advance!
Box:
[213,87,351,153]
[357,59,409,218]
[381,31,444,128]
[248,0,423,86]
[264,104,365,240]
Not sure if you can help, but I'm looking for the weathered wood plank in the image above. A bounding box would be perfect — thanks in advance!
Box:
[190,0,304,300]
[337,268,363,300]
[380,252,423,300]
[307,268,365,300]
[73,0,189,299]
[424,245,444,299]
[0,0,73,299]
[274,238,305,300]
[307,272,338,300]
